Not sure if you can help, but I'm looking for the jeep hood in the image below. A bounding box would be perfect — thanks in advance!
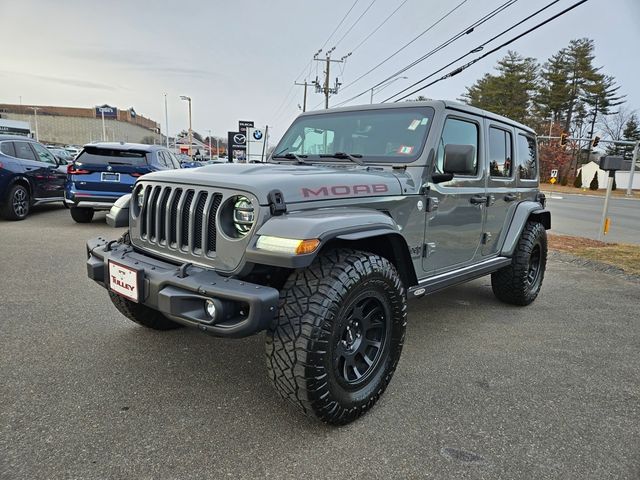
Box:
[142,163,403,204]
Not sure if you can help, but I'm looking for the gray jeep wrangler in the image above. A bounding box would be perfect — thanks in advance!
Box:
[86,100,550,425]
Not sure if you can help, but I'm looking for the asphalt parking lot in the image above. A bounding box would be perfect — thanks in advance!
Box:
[1,205,639,480]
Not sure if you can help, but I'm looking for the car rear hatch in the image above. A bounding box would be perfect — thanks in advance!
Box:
[70,146,150,193]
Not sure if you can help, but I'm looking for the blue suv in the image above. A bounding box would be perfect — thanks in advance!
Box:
[0,134,67,220]
[65,142,181,223]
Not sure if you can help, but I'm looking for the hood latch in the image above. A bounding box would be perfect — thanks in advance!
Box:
[268,189,287,216]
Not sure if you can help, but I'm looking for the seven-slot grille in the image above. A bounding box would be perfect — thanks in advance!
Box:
[138,184,222,255]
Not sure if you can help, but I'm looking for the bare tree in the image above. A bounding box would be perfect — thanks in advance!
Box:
[599,106,636,142]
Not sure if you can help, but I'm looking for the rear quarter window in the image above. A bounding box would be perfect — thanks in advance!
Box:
[76,147,148,166]
[516,134,537,180]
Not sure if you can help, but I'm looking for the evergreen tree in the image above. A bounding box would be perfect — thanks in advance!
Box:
[589,172,599,190]
[621,115,640,159]
[573,169,583,188]
[461,51,538,125]
[612,176,617,191]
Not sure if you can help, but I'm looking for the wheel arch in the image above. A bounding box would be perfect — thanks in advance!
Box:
[321,231,418,290]
[500,201,550,257]
[6,175,33,199]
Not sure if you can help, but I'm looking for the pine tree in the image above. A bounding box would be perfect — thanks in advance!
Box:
[589,172,599,190]
[612,176,617,191]
[621,115,640,159]
[573,169,583,188]
[461,51,538,125]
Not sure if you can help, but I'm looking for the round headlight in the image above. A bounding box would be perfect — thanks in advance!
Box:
[136,189,145,208]
[233,196,254,235]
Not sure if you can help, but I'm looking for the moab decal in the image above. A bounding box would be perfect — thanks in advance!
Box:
[301,184,389,198]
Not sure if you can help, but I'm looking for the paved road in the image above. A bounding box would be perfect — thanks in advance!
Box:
[545,192,640,244]
[1,206,639,479]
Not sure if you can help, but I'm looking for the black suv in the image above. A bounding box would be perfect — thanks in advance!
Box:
[0,134,67,220]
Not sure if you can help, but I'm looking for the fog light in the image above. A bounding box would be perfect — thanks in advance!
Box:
[205,299,217,320]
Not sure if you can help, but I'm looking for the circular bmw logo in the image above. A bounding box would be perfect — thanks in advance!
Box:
[107,165,113,171]
[233,133,246,144]
[253,130,263,140]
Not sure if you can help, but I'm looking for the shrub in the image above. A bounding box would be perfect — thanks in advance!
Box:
[612,176,617,191]
[589,172,599,190]
[573,170,583,188]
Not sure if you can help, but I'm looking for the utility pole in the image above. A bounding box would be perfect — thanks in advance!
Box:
[101,109,106,141]
[627,141,639,196]
[180,95,193,156]
[313,49,350,109]
[29,107,40,141]
[294,81,309,112]
[164,93,169,148]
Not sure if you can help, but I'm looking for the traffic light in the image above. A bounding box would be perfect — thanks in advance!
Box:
[560,132,568,146]
[592,136,601,148]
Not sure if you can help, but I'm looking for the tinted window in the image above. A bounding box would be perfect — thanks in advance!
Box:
[517,134,537,180]
[14,142,37,161]
[435,117,479,175]
[274,107,434,162]
[31,143,58,165]
[488,127,513,178]
[0,141,15,157]
[75,147,148,166]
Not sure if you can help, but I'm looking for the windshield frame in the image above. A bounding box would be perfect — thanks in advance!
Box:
[271,106,435,165]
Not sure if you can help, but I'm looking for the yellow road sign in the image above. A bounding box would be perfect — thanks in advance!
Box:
[549,177,557,184]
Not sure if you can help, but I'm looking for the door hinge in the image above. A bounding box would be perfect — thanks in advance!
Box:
[481,232,492,245]
[426,197,439,212]
[423,242,436,258]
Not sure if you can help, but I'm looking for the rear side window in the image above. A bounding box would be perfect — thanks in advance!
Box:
[0,141,15,157]
[488,127,513,178]
[76,147,148,166]
[517,134,537,180]
[14,142,37,161]
[435,117,479,175]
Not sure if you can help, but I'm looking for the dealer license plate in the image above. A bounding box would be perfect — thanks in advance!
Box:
[101,172,120,182]
[108,261,141,302]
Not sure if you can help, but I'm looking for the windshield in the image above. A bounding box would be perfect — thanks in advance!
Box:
[273,106,434,163]
[76,147,148,166]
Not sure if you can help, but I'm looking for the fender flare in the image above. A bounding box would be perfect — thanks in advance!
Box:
[244,207,418,286]
[500,201,551,257]
[106,194,131,228]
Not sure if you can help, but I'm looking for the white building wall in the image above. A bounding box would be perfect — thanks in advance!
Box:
[577,161,640,190]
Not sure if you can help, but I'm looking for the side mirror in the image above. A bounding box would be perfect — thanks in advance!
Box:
[443,144,476,175]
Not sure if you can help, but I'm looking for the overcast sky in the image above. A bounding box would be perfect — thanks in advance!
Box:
[1,0,638,142]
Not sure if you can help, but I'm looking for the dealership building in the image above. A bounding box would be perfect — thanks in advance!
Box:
[0,103,163,146]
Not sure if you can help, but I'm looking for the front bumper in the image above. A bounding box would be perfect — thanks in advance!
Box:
[86,237,279,337]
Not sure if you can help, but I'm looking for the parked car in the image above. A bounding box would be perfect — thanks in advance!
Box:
[48,147,75,164]
[65,142,181,223]
[87,100,550,424]
[0,134,68,220]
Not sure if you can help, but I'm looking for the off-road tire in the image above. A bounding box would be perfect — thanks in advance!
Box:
[108,291,182,330]
[491,221,547,306]
[2,184,30,220]
[70,207,94,223]
[265,249,407,425]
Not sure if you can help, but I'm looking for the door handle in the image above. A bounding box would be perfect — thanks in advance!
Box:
[504,193,517,202]
[470,195,486,205]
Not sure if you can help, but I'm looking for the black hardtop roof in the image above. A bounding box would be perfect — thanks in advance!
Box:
[297,99,536,135]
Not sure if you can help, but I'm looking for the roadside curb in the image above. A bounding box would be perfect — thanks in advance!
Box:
[549,250,640,284]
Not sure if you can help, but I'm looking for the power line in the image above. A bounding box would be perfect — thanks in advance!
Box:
[387,0,590,103]
[331,0,378,50]
[349,0,411,54]
[335,0,470,96]
[271,1,360,121]
[371,0,519,90]
[321,0,360,50]
[333,0,518,108]
[381,0,560,103]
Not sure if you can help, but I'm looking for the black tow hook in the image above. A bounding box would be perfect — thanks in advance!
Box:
[177,262,193,278]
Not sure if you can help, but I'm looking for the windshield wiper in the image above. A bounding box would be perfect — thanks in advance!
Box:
[271,152,310,165]
[319,152,365,166]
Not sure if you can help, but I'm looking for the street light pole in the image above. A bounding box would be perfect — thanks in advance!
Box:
[164,93,169,148]
[101,109,106,141]
[29,107,40,141]
[206,129,212,161]
[180,95,193,156]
